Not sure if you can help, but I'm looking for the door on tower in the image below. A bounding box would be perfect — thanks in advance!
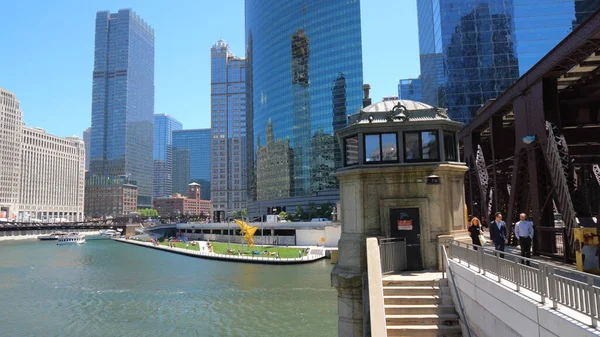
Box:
[389,208,423,270]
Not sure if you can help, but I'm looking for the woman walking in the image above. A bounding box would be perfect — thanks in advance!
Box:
[468,217,484,249]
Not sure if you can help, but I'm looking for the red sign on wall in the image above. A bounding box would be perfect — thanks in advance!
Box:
[397,220,413,230]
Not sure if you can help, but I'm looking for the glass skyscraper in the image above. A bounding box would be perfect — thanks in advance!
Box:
[153,114,182,198]
[210,40,246,222]
[172,129,211,201]
[89,9,155,207]
[417,0,600,124]
[398,77,423,102]
[245,0,364,216]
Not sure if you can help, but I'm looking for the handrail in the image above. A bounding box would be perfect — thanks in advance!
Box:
[366,237,388,337]
[446,239,600,327]
[441,244,472,337]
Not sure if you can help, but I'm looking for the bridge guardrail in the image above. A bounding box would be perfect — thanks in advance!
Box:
[446,239,600,327]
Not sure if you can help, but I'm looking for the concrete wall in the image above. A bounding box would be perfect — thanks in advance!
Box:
[448,260,599,337]
[296,229,324,246]
[325,225,341,247]
[181,233,296,246]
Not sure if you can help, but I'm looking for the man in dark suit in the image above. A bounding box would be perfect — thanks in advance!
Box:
[489,212,507,255]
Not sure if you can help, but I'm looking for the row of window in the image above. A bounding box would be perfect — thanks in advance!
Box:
[345,130,457,166]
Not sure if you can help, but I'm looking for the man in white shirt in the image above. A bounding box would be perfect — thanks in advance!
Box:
[514,213,534,265]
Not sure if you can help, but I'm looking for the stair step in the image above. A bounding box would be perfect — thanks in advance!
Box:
[383,279,443,287]
[383,286,441,296]
[384,295,452,305]
[386,314,459,326]
[387,324,462,337]
[385,304,456,315]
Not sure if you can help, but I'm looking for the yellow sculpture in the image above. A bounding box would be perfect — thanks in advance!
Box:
[234,219,258,248]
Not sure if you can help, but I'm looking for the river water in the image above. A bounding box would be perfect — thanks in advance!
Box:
[0,239,338,337]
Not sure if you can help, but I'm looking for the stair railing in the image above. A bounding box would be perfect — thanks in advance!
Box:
[442,243,474,337]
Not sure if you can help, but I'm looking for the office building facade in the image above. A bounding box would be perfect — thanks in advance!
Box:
[172,129,211,203]
[153,183,212,217]
[398,77,422,102]
[417,0,600,124]
[89,9,155,207]
[245,0,364,218]
[210,40,247,222]
[153,114,182,198]
[0,88,23,220]
[83,127,91,171]
[85,175,138,218]
[19,127,86,222]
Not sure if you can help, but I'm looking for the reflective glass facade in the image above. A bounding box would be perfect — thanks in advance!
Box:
[153,114,182,198]
[210,40,246,220]
[90,9,155,207]
[417,0,600,124]
[172,129,211,201]
[398,77,423,102]
[245,0,364,210]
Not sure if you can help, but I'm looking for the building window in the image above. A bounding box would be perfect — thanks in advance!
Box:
[344,136,359,166]
[443,131,457,161]
[404,131,439,162]
[364,133,398,163]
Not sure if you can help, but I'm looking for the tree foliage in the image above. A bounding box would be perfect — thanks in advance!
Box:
[138,208,158,217]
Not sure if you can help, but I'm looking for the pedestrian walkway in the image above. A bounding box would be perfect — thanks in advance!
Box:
[112,238,326,265]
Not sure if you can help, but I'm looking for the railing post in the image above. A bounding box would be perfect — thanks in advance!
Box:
[588,275,598,327]
[515,262,521,292]
[477,246,483,273]
[496,251,501,282]
[538,264,547,305]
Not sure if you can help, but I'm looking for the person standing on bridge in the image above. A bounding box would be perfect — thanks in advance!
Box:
[490,212,507,257]
[468,217,484,249]
[514,213,534,265]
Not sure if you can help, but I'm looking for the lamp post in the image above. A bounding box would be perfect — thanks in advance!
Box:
[227,215,231,250]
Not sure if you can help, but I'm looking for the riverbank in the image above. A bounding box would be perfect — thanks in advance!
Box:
[0,230,101,241]
[114,238,326,264]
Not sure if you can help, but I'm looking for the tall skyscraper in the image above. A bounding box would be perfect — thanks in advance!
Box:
[89,9,155,207]
[83,127,91,171]
[245,0,364,218]
[0,88,23,220]
[172,129,212,203]
[417,0,600,124]
[398,77,422,102]
[210,40,246,222]
[153,114,182,198]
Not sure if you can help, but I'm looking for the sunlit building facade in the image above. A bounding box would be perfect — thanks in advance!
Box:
[245,0,364,218]
[417,0,600,124]
[89,9,155,207]
[398,77,422,102]
[0,88,23,220]
[210,40,246,222]
[172,129,211,202]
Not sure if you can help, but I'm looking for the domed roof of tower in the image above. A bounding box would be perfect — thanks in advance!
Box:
[348,99,451,125]
[362,99,434,113]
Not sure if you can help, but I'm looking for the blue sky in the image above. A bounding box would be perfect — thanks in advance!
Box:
[0,0,420,138]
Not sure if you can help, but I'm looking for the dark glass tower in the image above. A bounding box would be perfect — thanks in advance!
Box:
[417,0,600,124]
[172,129,211,201]
[245,0,364,215]
[90,9,155,207]
[153,114,182,198]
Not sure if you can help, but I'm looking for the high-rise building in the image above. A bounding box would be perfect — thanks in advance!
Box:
[0,88,23,220]
[89,9,155,208]
[245,0,364,218]
[83,127,91,171]
[172,129,211,203]
[398,77,422,102]
[85,175,138,218]
[19,127,86,222]
[153,114,182,198]
[210,40,247,222]
[417,0,600,124]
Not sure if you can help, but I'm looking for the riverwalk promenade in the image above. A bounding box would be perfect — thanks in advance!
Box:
[112,238,327,264]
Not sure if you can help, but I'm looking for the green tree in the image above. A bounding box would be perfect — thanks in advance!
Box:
[296,204,306,220]
[279,211,289,221]
[240,209,247,217]
[137,208,158,217]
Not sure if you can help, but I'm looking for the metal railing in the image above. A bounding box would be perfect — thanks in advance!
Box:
[446,239,600,327]
[441,244,472,337]
[534,226,573,262]
[379,237,407,274]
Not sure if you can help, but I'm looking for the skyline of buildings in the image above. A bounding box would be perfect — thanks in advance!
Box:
[0,88,86,222]
[153,114,182,198]
[416,0,600,124]
[210,40,247,222]
[398,77,422,102]
[172,128,212,204]
[244,0,364,218]
[89,9,155,208]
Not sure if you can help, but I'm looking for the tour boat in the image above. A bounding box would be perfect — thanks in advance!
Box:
[38,232,66,241]
[56,233,86,245]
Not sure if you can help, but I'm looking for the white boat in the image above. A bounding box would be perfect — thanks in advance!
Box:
[56,233,85,245]
[87,228,122,240]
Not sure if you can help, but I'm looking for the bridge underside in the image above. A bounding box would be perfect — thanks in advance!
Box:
[459,11,600,260]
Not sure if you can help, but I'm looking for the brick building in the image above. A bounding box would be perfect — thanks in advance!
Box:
[85,175,138,218]
[153,183,211,217]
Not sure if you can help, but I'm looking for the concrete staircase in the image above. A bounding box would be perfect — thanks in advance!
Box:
[383,277,462,337]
